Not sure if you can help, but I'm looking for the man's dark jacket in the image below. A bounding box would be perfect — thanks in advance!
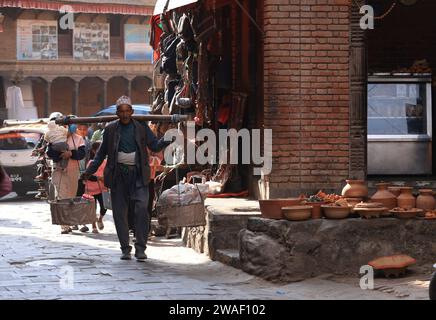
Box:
[85,119,168,188]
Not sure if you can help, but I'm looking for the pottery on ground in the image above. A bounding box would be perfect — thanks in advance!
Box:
[397,187,416,209]
[370,183,397,210]
[342,180,368,198]
[259,198,302,220]
[368,255,416,278]
[416,189,436,211]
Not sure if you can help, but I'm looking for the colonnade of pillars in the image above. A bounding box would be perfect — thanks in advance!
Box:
[43,78,133,117]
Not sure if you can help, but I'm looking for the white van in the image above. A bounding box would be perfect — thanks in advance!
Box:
[0,120,48,196]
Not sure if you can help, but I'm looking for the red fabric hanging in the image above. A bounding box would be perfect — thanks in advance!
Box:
[150,15,163,61]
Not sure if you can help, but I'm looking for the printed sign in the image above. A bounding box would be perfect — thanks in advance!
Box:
[73,23,110,60]
[17,20,58,60]
[124,24,152,61]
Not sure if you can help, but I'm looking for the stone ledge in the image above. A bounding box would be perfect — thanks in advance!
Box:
[182,199,260,262]
[214,249,241,270]
[239,217,436,283]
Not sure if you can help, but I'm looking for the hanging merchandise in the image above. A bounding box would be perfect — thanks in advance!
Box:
[151,92,165,114]
[153,58,165,90]
[165,77,180,109]
[161,34,181,75]
[150,15,164,61]
[178,13,194,41]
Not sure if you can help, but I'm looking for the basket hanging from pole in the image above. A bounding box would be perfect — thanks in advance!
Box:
[49,197,96,225]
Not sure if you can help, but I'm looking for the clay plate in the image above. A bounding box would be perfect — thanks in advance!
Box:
[368,255,416,270]
[416,215,436,220]
[353,207,387,219]
[390,209,423,219]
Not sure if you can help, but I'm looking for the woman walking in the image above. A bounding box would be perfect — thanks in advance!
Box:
[82,141,108,234]
[47,125,85,234]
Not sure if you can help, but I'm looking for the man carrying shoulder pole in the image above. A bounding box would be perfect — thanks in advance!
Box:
[81,96,172,261]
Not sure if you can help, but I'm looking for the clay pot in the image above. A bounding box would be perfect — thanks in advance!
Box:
[416,189,436,211]
[321,205,350,219]
[370,183,397,210]
[258,198,302,220]
[342,180,368,198]
[306,202,325,219]
[397,187,416,209]
[282,206,312,221]
[388,186,401,198]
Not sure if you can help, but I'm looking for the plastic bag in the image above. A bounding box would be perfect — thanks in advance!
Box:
[157,183,208,207]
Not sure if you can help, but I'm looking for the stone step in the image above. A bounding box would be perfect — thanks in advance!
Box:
[214,249,241,270]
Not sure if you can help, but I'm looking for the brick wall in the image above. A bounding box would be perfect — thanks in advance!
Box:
[0,15,17,60]
[263,0,351,197]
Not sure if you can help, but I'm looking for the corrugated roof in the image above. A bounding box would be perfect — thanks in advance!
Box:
[48,0,156,6]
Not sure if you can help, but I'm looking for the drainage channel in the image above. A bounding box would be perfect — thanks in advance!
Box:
[9,258,95,267]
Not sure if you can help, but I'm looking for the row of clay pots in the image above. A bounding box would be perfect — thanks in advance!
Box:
[372,183,436,210]
[342,180,436,210]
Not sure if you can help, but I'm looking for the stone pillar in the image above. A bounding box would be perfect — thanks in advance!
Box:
[127,79,132,98]
[102,80,108,109]
[349,0,368,180]
[44,80,52,117]
[72,80,79,115]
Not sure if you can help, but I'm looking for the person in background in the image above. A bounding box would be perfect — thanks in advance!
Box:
[75,123,93,233]
[82,141,107,234]
[91,123,105,143]
[148,122,164,236]
[47,124,85,234]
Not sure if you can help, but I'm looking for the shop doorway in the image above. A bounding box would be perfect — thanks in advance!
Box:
[366,0,436,180]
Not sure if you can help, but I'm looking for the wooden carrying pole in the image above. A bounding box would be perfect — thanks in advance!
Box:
[55,114,189,125]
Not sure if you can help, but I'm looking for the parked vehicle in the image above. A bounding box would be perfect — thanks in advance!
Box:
[0,120,48,196]
[93,104,151,116]
[430,263,436,300]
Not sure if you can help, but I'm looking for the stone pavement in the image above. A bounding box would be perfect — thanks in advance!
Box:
[0,195,431,300]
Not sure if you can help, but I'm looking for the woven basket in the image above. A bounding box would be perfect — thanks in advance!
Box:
[156,202,205,228]
[50,197,96,225]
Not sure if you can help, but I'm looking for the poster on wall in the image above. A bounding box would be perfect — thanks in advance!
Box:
[17,20,58,60]
[124,24,152,61]
[73,23,110,60]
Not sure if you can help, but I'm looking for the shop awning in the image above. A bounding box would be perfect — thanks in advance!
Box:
[153,0,198,16]
[0,0,153,16]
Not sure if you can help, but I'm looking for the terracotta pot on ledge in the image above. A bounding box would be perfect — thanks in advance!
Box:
[397,187,416,210]
[370,183,397,210]
[342,180,368,198]
[416,189,435,211]
[388,186,402,198]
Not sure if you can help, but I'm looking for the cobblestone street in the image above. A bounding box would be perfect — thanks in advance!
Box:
[0,195,431,300]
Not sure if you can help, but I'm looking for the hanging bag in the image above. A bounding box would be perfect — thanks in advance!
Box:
[156,182,206,228]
